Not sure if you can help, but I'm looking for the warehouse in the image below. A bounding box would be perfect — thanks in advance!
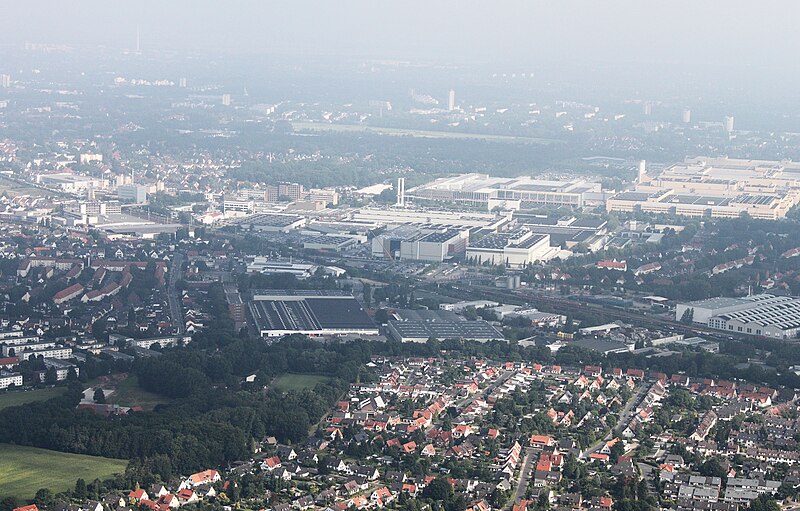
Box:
[406,174,605,209]
[246,258,318,279]
[354,206,510,230]
[709,296,800,339]
[371,225,469,262]
[302,235,358,252]
[607,157,800,219]
[676,294,785,325]
[248,290,378,338]
[387,320,504,343]
[677,294,800,339]
[465,230,554,267]
[227,213,306,232]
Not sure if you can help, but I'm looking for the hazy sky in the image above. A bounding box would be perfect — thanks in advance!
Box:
[3,1,799,68]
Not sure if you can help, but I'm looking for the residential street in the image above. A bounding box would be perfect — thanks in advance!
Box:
[582,383,651,459]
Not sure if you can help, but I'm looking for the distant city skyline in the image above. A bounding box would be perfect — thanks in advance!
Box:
[2,0,800,73]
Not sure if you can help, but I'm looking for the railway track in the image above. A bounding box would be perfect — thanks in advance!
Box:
[431,282,752,342]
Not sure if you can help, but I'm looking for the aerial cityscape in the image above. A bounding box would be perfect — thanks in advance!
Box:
[2,4,800,511]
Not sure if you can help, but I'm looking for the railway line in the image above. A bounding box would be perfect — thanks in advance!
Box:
[428,281,756,343]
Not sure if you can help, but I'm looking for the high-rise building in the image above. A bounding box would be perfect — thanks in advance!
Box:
[222,94,231,106]
[637,160,648,184]
[643,102,652,115]
[396,178,406,206]
[724,116,735,133]
[682,109,691,123]
[0,74,10,88]
[179,77,187,88]
[448,89,456,111]
[118,184,148,203]
[277,182,304,201]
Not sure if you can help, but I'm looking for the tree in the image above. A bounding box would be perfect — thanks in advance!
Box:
[463,307,479,321]
[778,482,798,500]
[699,458,726,479]
[680,308,694,324]
[747,495,780,511]
[93,388,106,404]
[535,493,550,511]
[229,481,240,502]
[564,315,575,333]
[489,488,509,509]
[362,284,372,308]
[44,366,57,385]
[0,497,19,511]
[422,477,453,501]
[610,440,625,463]
[375,308,389,325]
[74,478,88,500]
[34,488,54,508]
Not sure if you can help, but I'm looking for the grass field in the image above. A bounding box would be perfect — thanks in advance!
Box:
[291,122,564,145]
[272,373,333,392]
[0,444,128,500]
[107,374,171,411]
[0,176,50,197]
[0,388,65,411]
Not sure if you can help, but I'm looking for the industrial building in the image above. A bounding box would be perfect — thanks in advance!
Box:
[246,258,318,279]
[353,206,511,231]
[302,235,359,252]
[59,201,122,225]
[371,226,469,262]
[607,157,800,219]
[36,173,105,193]
[465,230,555,267]
[226,213,306,232]
[248,290,378,338]
[517,214,608,252]
[677,294,800,339]
[117,184,148,203]
[55,201,182,238]
[387,319,504,343]
[407,174,606,210]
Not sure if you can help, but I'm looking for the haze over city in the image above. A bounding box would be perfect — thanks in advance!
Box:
[1,5,800,511]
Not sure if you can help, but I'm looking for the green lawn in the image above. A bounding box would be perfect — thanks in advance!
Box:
[0,388,65,411]
[0,176,50,197]
[290,122,564,145]
[108,374,171,411]
[272,373,333,392]
[0,444,127,500]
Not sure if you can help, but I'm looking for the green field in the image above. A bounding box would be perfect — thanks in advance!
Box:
[0,388,65,411]
[0,444,128,500]
[291,122,564,145]
[0,176,50,198]
[272,373,333,392]
[109,374,171,411]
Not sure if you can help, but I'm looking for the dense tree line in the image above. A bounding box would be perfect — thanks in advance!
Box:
[0,336,364,480]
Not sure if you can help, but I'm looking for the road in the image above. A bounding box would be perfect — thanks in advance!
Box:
[505,447,536,509]
[168,251,184,334]
[450,369,514,412]
[582,383,651,459]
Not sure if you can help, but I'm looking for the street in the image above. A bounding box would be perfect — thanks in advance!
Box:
[168,251,184,334]
[582,382,650,459]
[505,446,536,509]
